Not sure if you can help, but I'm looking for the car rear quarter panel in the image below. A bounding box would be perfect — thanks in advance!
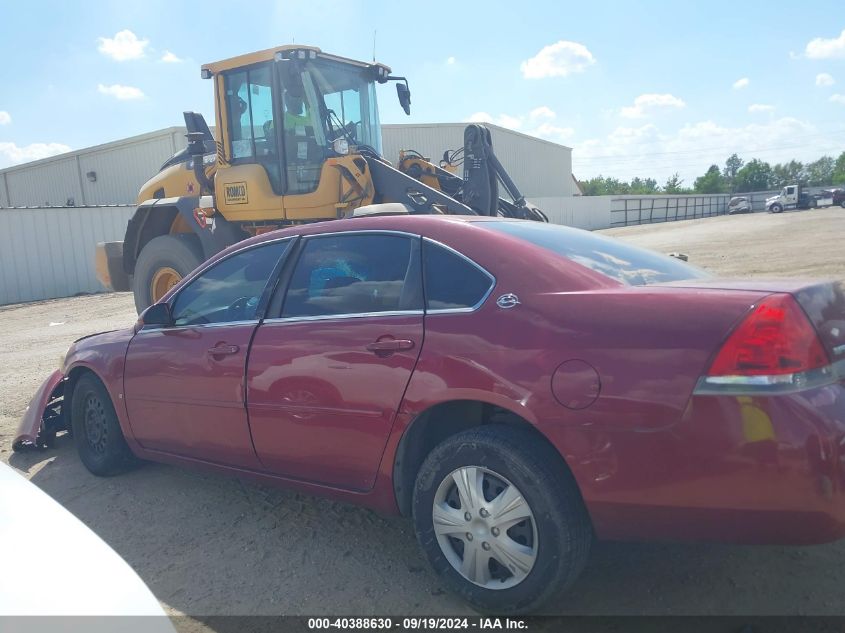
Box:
[392,225,791,539]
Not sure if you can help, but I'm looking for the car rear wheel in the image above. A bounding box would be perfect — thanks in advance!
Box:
[71,373,139,476]
[412,426,592,614]
[132,234,203,314]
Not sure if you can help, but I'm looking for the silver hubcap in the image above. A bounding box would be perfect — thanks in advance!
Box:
[84,395,108,455]
[432,466,538,589]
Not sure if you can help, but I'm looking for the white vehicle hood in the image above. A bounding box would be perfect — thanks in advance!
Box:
[0,462,174,627]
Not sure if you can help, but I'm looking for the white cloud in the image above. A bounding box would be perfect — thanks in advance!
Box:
[97,83,145,100]
[529,106,556,120]
[530,122,575,142]
[620,93,686,119]
[466,108,574,143]
[805,29,845,59]
[97,30,149,61]
[160,50,183,63]
[733,77,749,90]
[816,73,835,87]
[0,111,10,125]
[830,94,845,104]
[0,142,71,168]
[520,40,595,79]
[468,111,523,129]
[445,56,456,65]
[748,103,775,113]
[574,116,828,184]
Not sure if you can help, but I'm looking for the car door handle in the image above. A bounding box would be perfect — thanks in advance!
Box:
[366,339,415,352]
[207,344,240,357]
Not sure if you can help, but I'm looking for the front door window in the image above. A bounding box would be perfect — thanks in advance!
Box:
[171,239,290,326]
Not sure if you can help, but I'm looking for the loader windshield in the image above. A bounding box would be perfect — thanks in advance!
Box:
[281,58,382,194]
[286,59,382,152]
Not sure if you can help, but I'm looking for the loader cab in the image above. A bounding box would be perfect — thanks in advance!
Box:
[204,46,392,223]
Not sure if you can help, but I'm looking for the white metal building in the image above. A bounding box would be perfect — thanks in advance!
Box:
[0,123,574,208]
[0,128,189,208]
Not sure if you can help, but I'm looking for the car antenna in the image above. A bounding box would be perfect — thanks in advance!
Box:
[372,30,377,62]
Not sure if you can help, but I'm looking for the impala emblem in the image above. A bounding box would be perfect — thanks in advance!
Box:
[496,293,520,309]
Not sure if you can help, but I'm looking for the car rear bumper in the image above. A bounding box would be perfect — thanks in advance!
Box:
[585,381,845,545]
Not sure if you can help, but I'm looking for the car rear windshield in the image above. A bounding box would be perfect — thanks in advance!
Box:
[481,221,710,286]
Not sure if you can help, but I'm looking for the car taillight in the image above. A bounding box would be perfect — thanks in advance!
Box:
[707,294,830,377]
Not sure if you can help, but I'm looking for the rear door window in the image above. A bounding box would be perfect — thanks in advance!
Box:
[281,233,422,318]
[482,221,709,286]
[423,240,494,311]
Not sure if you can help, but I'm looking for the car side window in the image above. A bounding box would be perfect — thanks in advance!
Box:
[171,240,290,326]
[281,234,422,318]
[423,240,494,311]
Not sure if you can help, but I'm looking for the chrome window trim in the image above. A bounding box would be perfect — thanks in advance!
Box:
[263,310,425,325]
[300,229,420,241]
[693,358,845,396]
[138,319,260,334]
[422,237,496,315]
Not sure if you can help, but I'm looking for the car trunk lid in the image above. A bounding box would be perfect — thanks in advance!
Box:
[659,278,845,362]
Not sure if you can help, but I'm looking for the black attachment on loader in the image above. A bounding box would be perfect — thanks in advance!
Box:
[159,112,216,172]
[374,124,547,222]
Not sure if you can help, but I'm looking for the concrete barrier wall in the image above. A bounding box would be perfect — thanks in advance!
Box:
[529,196,612,230]
[0,206,133,305]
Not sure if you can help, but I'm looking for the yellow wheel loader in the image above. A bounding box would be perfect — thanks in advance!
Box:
[94,45,547,313]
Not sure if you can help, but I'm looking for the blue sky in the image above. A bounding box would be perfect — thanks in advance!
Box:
[2,0,845,184]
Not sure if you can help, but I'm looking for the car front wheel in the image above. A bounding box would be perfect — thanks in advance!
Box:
[412,426,592,614]
[71,373,139,476]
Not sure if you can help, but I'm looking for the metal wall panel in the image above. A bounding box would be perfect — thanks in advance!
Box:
[5,158,83,207]
[0,127,187,207]
[79,135,178,205]
[528,196,612,230]
[0,172,8,207]
[0,206,134,305]
[382,123,574,198]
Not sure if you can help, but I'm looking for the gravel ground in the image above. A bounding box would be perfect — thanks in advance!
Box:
[2,207,845,623]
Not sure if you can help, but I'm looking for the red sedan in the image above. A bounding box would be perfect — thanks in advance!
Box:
[15,214,845,613]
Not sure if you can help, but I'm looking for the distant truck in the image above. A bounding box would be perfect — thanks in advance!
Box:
[766,185,818,213]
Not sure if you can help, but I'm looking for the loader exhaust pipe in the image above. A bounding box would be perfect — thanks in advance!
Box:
[186,131,214,195]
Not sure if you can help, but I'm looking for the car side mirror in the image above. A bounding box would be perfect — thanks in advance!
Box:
[396,83,411,116]
[139,303,173,329]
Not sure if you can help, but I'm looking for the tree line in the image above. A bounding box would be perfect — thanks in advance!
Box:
[578,151,845,196]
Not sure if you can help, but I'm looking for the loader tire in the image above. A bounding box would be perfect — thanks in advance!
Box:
[133,234,203,314]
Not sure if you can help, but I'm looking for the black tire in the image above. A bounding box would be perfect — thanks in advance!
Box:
[132,234,203,313]
[70,373,139,476]
[412,426,592,614]
[770,203,783,214]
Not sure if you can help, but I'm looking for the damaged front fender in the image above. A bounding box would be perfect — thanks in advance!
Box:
[12,370,66,452]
